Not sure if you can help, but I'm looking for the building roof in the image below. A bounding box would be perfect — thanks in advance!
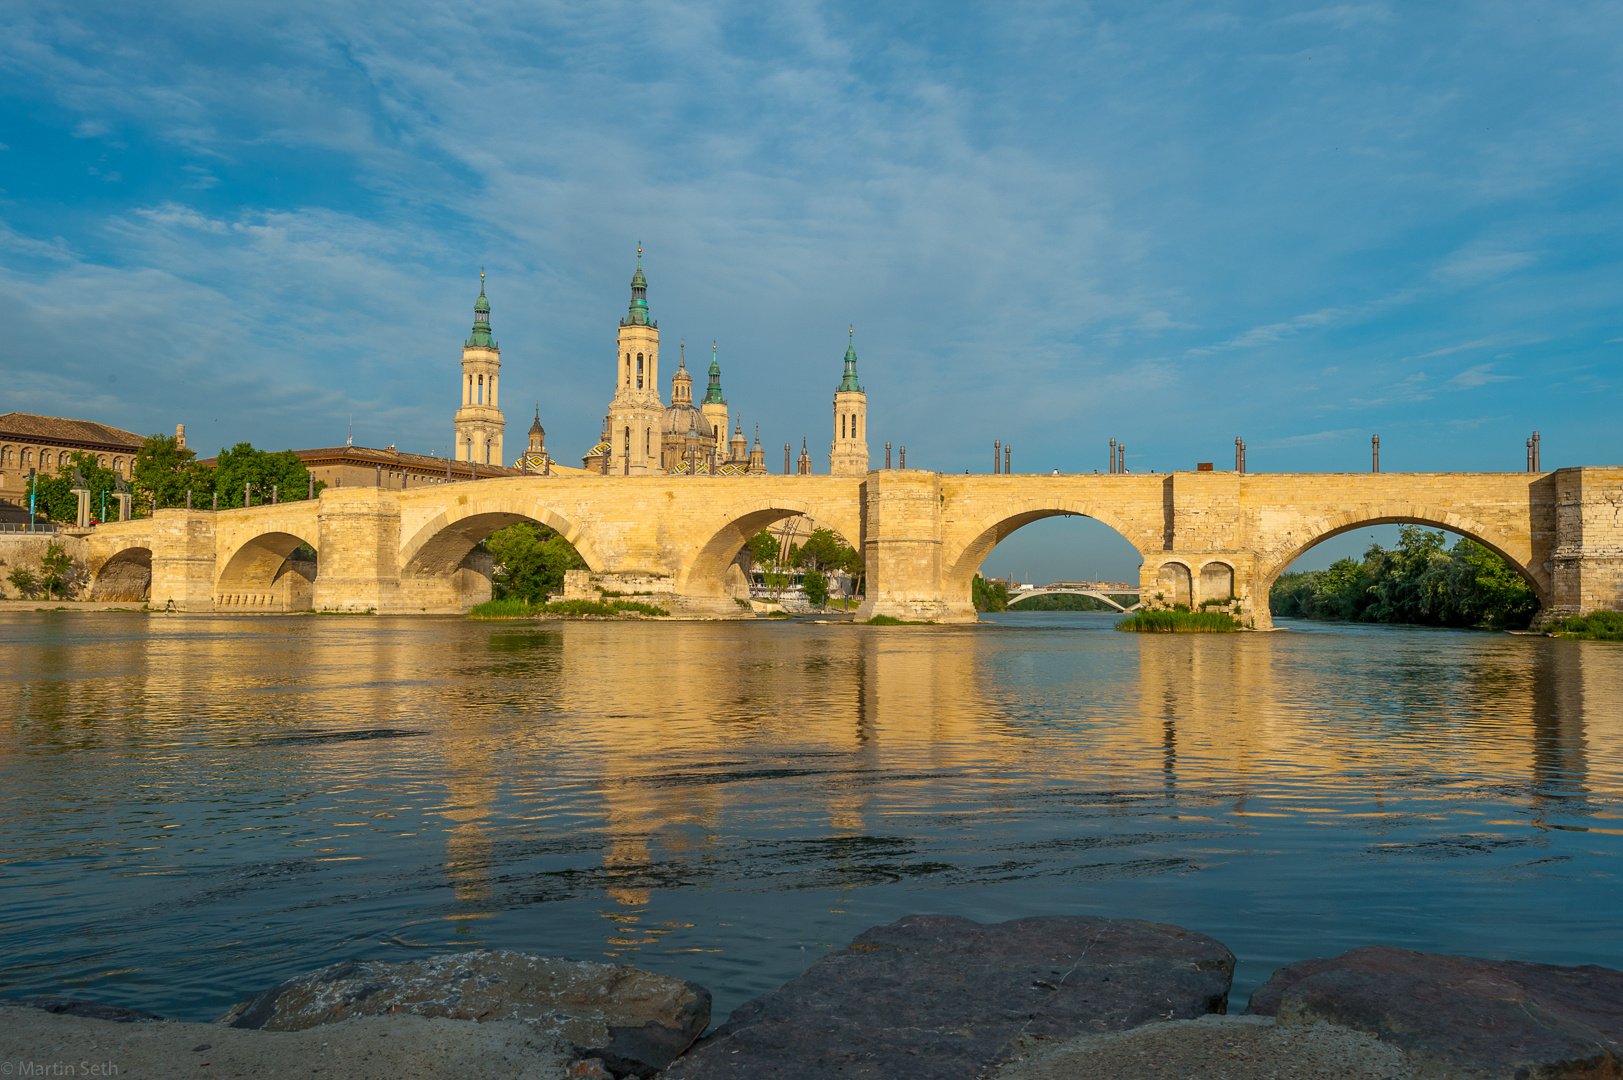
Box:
[0,413,146,450]
[197,444,524,477]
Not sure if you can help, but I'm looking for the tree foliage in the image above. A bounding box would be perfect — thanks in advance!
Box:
[802,569,830,608]
[488,521,588,604]
[972,574,1010,612]
[1271,526,1539,629]
[213,443,321,508]
[39,541,80,600]
[744,530,780,571]
[7,566,39,599]
[133,434,214,511]
[25,451,124,523]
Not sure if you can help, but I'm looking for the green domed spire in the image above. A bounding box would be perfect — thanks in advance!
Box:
[703,342,726,404]
[467,270,496,349]
[623,245,651,326]
[837,326,862,392]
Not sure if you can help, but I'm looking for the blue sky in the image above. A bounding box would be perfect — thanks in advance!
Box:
[2,2,1619,581]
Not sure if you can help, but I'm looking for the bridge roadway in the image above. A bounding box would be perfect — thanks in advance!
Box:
[83,466,1623,628]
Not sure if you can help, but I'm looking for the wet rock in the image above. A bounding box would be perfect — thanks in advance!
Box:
[217,950,709,1077]
[1246,945,1623,1078]
[664,914,1234,1080]
[0,997,166,1023]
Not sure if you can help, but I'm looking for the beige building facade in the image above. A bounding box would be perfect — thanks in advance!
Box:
[0,413,145,523]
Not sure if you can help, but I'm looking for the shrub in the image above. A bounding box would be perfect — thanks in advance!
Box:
[1547,611,1623,642]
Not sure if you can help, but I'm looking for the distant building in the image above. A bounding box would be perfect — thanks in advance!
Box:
[0,413,145,521]
[196,444,522,492]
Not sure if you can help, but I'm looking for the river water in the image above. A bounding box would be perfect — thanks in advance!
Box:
[2,611,1620,1022]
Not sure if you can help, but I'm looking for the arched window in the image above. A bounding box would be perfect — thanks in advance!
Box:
[841,415,846,439]
[637,353,644,389]
[477,374,484,405]
[626,354,631,385]
[852,416,858,441]
[113,457,122,472]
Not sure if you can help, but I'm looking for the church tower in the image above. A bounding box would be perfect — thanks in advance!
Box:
[606,248,662,475]
[455,273,505,465]
[829,328,868,475]
[700,343,729,457]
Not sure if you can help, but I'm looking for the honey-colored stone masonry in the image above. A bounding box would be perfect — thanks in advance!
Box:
[79,467,1621,625]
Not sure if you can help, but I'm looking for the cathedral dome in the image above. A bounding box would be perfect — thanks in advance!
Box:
[661,402,712,438]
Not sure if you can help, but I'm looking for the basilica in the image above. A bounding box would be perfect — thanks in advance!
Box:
[453,252,870,478]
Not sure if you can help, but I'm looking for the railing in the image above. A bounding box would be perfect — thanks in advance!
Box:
[0,522,60,534]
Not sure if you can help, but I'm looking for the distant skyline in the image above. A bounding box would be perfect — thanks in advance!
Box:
[3,2,1618,582]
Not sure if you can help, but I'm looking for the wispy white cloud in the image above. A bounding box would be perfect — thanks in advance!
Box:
[1444,363,1515,390]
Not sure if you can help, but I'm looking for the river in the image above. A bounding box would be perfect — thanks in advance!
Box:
[1,611,1619,1022]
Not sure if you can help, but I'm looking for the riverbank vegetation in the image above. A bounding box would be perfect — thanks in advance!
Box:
[469,597,667,618]
[973,575,1010,611]
[1116,608,1240,633]
[1544,611,1623,641]
[488,522,588,603]
[1270,526,1538,630]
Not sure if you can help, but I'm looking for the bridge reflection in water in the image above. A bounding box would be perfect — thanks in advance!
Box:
[0,615,1619,1020]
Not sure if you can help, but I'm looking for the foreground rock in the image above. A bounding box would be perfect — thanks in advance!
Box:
[665,914,1234,1080]
[3,1009,577,1080]
[220,950,709,1077]
[1247,945,1623,1078]
[995,1013,1416,1079]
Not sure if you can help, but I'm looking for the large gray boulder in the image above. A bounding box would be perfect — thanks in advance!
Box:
[217,950,709,1077]
[1247,945,1623,1078]
[665,914,1234,1079]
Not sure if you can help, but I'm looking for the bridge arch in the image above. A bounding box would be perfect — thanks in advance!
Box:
[217,529,320,610]
[676,498,864,599]
[89,546,152,601]
[943,501,1151,611]
[1258,503,1548,603]
[398,497,605,581]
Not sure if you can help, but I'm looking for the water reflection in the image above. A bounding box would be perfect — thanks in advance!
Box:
[0,613,1619,1021]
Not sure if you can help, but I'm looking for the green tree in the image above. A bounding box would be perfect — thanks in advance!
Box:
[39,541,76,600]
[133,434,214,512]
[802,569,830,608]
[487,521,587,603]
[972,574,1010,612]
[745,530,780,572]
[7,566,39,599]
[24,451,123,523]
[1269,527,1538,630]
[213,444,321,508]
[796,528,846,572]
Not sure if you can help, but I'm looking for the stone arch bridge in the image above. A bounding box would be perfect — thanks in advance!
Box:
[83,467,1622,627]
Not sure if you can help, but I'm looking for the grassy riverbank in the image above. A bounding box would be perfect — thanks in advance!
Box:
[1545,611,1623,641]
[1116,609,1240,633]
[469,597,668,618]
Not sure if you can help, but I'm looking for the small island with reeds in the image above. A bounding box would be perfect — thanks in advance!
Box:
[1116,605,1241,633]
